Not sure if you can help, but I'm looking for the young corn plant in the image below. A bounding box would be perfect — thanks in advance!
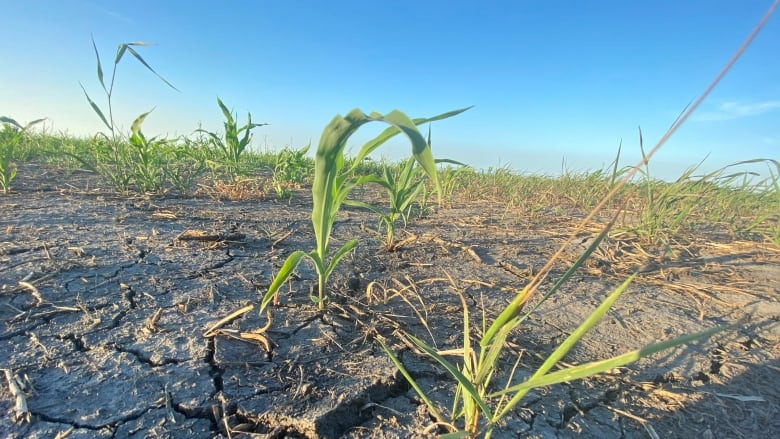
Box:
[197,98,267,181]
[436,161,471,208]
[347,126,467,250]
[127,110,167,193]
[259,107,470,311]
[345,157,426,251]
[272,144,311,199]
[0,116,46,194]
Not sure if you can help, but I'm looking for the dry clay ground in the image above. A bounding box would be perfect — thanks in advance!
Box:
[1,164,779,438]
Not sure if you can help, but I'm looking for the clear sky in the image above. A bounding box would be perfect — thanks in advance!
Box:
[2,1,778,180]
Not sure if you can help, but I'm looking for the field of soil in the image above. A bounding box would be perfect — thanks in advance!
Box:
[1,164,779,438]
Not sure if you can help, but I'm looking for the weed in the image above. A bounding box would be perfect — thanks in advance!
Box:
[75,38,178,193]
[378,3,777,436]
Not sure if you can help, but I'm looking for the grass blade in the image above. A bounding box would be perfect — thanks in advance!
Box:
[91,37,107,93]
[78,83,112,131]
[494,273,632,419]
[377,336,445,423]
[406,333,493,421]
[126,46,179,91]
[492,323,730,398]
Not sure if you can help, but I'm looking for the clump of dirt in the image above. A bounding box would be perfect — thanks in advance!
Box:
[1,164,778,438]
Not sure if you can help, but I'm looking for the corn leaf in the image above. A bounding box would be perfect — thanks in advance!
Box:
[324,239,359,280]
[0,117,22,129]
[259,250,306,313]
[343,199,385,216]
[130,109,154,137]
[349,107,472,173]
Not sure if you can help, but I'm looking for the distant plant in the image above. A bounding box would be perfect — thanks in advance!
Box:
[164,138,210,195]
[197,98,267,181]
[272,144,311,199]
[74,38,178,192]
[258,107,470,310]
[436,160,471,208]
[126,110,167,193]
[0,116,46,194]
[346,157,426,251]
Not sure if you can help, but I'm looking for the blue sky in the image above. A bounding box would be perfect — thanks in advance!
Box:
[2,1,778,180]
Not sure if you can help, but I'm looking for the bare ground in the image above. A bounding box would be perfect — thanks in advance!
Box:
[1,164,778,438]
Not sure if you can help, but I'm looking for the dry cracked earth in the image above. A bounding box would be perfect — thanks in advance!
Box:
[1,164,779,438]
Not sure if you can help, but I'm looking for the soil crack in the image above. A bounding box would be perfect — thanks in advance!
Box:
[109,342,181,367]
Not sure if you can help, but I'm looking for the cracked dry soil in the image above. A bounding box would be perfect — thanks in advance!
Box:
[1,164,779,438]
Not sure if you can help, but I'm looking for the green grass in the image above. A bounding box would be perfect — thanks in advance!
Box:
[3,128,777,245]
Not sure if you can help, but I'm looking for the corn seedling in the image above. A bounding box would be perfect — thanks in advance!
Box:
[345,157,426,251]
[197,98,267,181]
[346,126,468,249]
[126,110,167,193]
[259,107,470,311]
[272,144,311,199]
[379,4,776,436]
[436,161,471,208]
[0,117,46,194]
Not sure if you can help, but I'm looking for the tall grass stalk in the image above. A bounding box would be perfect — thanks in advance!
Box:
[76,38,177,192]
